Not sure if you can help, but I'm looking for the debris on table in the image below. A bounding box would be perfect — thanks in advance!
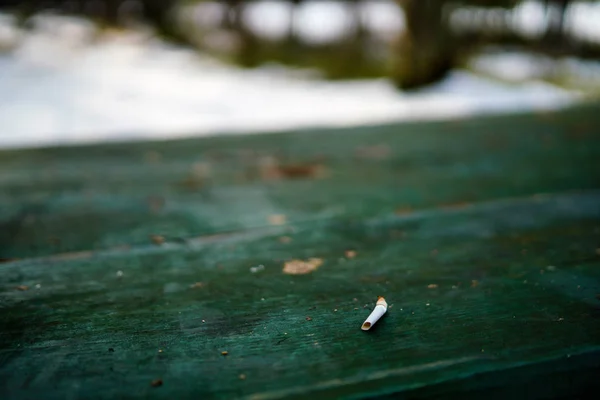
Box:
[283,258,323,275]
[427,284,438,289]
[250,265,265,273]
[15,285,29,291]
[259,157,325,181]
[221,351,228,356]
[361,296,388,331]
[150,235,165,245]
[345,250,357,259]
[268,214,287,225]
[151,379,163,388]
[279,236,292,244]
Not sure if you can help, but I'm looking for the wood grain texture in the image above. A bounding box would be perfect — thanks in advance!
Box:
[1,103,600,399]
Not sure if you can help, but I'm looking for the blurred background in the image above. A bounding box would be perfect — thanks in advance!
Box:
[0,0,599,148]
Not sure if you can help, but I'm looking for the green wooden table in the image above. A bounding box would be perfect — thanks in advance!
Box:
[1,103,600,399]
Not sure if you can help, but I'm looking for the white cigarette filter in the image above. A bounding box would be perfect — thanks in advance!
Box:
[361,296,388,331]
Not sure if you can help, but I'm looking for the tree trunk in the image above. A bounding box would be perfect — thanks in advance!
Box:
[390,0,455,90]
[543,0,569,52]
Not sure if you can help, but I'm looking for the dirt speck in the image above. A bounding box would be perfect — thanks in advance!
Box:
[250,265,265,273]
[279,236,292,244]
[239,374,246,380]
[260,157,326,180]
[268,214,287,225]
[427,284,438,289]
[151,379,163,388]
[150,235,165,245]
[189,282,204,289]
[471,280,479,288]
[305,316,312,321]
[345,250,357,259]
[221,351,229,356]
[16,285,28,291]
[180,162,211,191]
[283,258,323,275]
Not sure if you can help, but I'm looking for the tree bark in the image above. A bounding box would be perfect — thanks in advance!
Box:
[390,0,456,90]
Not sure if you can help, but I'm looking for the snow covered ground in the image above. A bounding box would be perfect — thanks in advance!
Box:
[469,48,600,90]
[0,11,585,150]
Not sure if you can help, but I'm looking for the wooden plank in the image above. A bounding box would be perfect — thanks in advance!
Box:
[0,104,599,399]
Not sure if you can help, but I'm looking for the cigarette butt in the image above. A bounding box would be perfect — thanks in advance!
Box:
[361,296,387,331]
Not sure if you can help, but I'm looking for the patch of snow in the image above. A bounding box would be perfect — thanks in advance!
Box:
[0,13,579,149]
[470,51,555,82]
[470,48,600,90]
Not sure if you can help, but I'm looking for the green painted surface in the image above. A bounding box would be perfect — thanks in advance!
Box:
[1,103,600,399]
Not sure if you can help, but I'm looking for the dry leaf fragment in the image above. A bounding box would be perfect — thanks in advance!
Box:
[283,258,323,275]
